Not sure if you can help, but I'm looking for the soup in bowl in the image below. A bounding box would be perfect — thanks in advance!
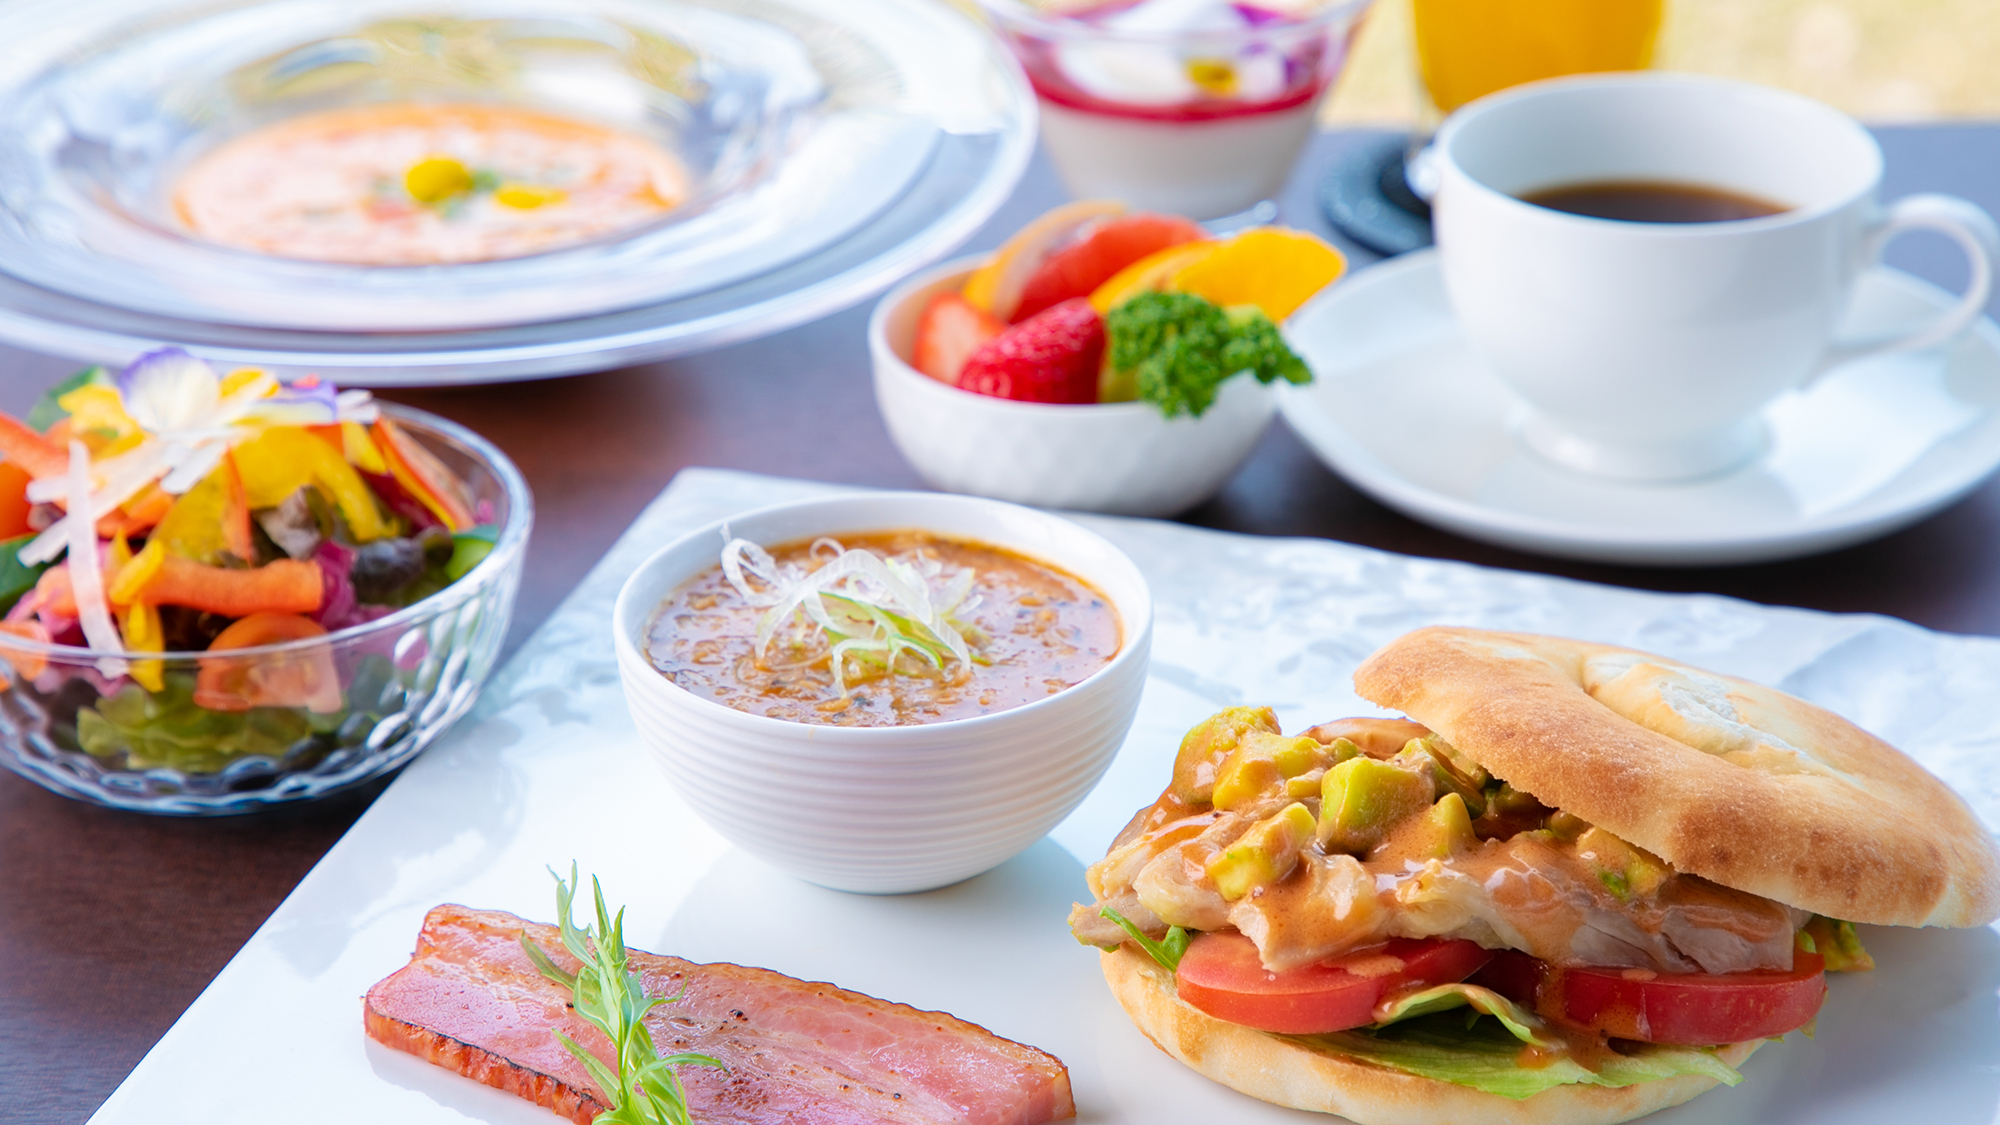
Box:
[613,492,1153,894]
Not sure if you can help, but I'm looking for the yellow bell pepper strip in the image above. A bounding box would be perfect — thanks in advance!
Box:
[194,612,342,713]
[0,412,70,480]
[130,555,322,617]
[149,464,242,564]
[56,384,140,443]
[118,599,164,692]
[231,427,395,542]
[108,540,166,607]
[340,421,387,475]
[107,529,131,579]
[373,417,474,531]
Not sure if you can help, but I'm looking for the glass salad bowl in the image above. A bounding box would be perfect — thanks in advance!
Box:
[0,0,972,332]
[0,404,531,814]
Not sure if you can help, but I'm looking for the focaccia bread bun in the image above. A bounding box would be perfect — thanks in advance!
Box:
[1102,947,1762,1125]
[1353,627,2000,928]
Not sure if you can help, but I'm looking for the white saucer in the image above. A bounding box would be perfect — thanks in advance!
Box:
[1279,250,2000,566]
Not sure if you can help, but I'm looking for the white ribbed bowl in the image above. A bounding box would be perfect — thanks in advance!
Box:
[613,492,1153,893]
[870,256,1278,518]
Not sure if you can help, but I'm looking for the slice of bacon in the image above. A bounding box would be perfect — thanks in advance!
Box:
[365,905,1075,1125]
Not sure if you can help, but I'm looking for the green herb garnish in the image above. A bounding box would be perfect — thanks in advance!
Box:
[521,865,723,1125]
[1106,291,1312,419]
[1100,905,1191,972]
[721,537,980,697]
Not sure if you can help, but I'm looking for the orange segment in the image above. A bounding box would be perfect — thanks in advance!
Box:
[1089,240,1221,314]
[961,199,1127,322]
[1168,228,1347,322]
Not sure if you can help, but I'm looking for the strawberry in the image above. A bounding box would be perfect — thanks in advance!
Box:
[912,292,1004,385]
[1012,213,1209,322]
[958,298,1105,405]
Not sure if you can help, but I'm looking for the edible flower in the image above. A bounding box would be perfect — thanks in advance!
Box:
[719,536,980,697]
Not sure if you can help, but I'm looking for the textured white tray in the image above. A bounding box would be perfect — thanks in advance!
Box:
[89,468,2000,1124]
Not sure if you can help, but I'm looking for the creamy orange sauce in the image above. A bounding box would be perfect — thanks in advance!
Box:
[173,103,687,264]
[1077,715,1800,976]
[647,531,1121,728]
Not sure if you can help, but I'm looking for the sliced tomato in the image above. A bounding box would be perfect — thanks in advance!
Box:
[1175,932,1493,1034]
[194,612,344,714]
[1469,947,1826,1045]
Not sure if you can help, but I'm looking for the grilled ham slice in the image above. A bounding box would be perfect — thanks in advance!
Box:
[366,904,1075,1125]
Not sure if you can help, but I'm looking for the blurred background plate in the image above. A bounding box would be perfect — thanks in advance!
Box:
[0,0,1035,382]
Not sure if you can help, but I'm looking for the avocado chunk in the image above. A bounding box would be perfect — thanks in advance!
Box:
[1394,735,1491,817]
[1575,825,1672,900]
[1317,757,1435,854]
[1405,792,1478,860]
[1171,706,1280,805]
[1212,731,1331,811]
[1206,802,1317,900]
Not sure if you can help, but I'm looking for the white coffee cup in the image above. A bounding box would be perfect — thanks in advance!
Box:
[1423,73,1999,482]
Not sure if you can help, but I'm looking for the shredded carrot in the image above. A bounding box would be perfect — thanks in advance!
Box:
[0,461,31,540]
[134,556,322,617]
[97,484,174,539]
[375,417,474,531]
[0,619,50,680]
[221,452,254,564]
[25,566,76,619]
[0,413,69,480]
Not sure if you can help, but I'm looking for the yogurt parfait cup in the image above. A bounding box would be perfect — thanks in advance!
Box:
[978,0,1371,218]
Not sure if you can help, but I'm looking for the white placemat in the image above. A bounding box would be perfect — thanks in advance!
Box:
[87,467,2000,1125]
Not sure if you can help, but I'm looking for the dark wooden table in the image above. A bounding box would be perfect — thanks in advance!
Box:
[4,124,1998,1122]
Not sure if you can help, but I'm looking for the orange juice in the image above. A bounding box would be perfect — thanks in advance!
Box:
[1412,0,1663,114]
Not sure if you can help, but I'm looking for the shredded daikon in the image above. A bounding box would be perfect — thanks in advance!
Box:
[719,536,980,697]
[63,442,127,674]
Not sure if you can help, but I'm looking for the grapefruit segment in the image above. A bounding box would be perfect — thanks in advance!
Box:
[1013,213,1209,322]
[961,199,1127,322]
[1088,241,1222,314]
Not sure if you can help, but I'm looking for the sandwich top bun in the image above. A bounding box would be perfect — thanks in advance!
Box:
[1353,627,2000,929]
[1102,946,1763,1125]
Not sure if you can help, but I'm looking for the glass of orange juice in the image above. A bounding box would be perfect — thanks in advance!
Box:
[1322,0,1663,255]
[1413,0,1662,115]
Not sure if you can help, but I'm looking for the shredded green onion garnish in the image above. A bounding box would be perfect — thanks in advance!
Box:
[719,536,981,697]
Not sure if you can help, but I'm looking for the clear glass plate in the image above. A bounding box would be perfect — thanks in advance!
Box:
[0,0,1033,356]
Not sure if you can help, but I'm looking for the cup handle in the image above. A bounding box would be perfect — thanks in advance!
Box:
[1810,193,2000,382]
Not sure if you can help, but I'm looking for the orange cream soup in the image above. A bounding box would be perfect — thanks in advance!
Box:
[646,531,1121,727]
[173,103,687,265]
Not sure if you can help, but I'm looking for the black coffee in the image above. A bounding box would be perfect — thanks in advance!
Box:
[1519,179,1790,223]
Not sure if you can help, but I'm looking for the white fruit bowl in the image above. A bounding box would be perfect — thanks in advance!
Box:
[613,491,1153,894]
[869,255,1278,518]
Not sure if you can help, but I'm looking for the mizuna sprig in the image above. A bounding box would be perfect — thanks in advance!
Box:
[521,865,723,1125]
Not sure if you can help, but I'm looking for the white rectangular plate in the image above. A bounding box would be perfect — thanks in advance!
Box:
[89,468,2000,1125]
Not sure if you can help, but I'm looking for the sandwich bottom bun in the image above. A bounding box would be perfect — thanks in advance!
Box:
[1102,947,1763,1125]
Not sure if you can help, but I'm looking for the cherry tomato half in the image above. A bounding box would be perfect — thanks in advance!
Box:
[194,612,343,714]
[1469,948,1827,1045]
[1175,932,1493,1034]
